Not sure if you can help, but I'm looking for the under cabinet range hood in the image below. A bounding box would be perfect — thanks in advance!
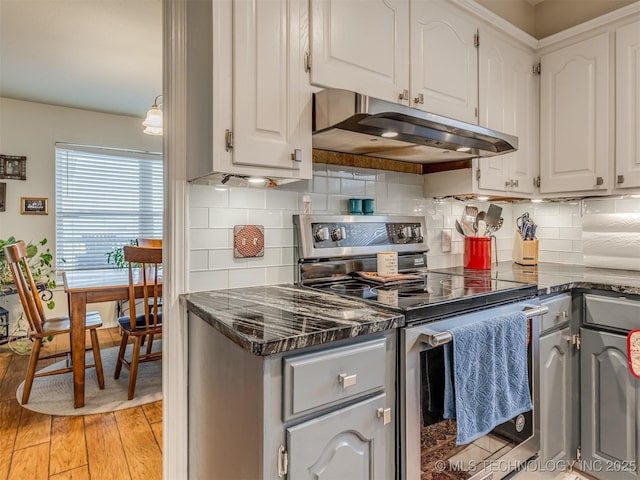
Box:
[312,89,518,164]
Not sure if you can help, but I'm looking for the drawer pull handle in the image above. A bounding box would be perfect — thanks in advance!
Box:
[339,373,357,388]
[377,407,391,425]
[556,311,568,319]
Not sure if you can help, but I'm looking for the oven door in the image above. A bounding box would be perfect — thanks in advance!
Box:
[399,300,546,480]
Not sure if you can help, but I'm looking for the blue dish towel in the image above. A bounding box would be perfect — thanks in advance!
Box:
[443,311,532,445]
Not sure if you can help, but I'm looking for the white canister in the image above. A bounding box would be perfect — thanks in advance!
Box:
[377,251,398,276]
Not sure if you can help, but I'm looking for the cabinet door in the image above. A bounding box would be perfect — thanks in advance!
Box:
[581,328,640,479]
[478,28,537,194]
[615,20,640,190]
[410,0,478,124]
[540,33,611,194]
[233,0,311,171]
[287,394,388,480]
[309,0,409,104]
[539,328,572,463]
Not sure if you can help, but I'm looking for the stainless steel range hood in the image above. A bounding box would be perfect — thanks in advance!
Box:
[312,89,518,164]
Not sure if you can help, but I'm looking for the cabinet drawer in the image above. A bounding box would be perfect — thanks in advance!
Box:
[541,293,572,333]
[283,338,386,419]
[584,294,640,331]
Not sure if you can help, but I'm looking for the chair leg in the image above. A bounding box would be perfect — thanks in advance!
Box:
[128,336,143,400]
[146,334,154,355]
[22,338,43,405]
[90,328,105,389]
[114,331,129,379]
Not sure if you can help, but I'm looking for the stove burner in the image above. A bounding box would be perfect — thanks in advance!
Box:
[329,282,372,295]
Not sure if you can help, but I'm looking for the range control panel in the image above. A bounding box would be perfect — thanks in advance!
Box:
[311,222,424,248]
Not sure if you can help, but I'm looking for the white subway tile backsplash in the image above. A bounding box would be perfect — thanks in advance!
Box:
[614,197,640,213]
[190,208,209,229]
[246,247,282,267]
[189,250,209,272]
[281,247,295,265]
[210,208,248,228]
[248,209,283,228]
[326,164,353,178]
[190,228,229,250]
[229,187,265,209]
[353,168,377,181]
[189,169,598,291]
[190,184,230,208]
[583,198,616,214]
[340,178,366,196]
[229,267,267,288]
[210,249,247,269]
[266,190,300,210]
[265,228,294,248]
[266,266,295,285]
[190,270,229,292]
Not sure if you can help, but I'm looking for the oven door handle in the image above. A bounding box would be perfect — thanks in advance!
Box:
[419,305,549,347]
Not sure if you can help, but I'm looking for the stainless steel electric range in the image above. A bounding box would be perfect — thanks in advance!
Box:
[294,214,548,480]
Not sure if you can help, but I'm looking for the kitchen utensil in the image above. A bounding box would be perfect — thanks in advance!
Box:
[485,217,504,237]
[517,212,537,240]
[462,208,478,237]
[455,220,466,236]
[474,211,486,236]
[486,203,503,229]
[465,205,478,218]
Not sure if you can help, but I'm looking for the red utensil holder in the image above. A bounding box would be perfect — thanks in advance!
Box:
[464,237,492,270]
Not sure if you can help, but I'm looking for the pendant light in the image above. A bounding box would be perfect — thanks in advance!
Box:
[143,95,163,135]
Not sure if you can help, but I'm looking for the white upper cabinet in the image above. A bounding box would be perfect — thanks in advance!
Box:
[232,0,311,173]
[615,20,640,190]
[410,0,478,123]
[539,33,611,195]
[187,0,312,183]
[309,0,410,104]
[478,27,538,194]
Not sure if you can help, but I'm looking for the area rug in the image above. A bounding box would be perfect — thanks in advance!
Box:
[16,342,162,416]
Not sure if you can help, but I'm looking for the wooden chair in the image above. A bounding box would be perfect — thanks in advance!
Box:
[137,238,162,248]
[3,241,104,404]
[114,245,162,399]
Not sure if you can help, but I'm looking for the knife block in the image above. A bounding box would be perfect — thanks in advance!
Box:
[512,230,539,265]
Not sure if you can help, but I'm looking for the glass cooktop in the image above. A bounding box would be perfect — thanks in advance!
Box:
[309,272,538,323]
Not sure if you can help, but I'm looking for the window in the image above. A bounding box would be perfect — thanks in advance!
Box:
[55,144,163,270]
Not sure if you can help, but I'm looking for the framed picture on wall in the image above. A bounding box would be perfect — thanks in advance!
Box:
[0,155,27,180]
[20,197,48,215]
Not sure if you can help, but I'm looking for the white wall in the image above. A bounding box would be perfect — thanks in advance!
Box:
[188,163,586,291]
[0,97,162,330]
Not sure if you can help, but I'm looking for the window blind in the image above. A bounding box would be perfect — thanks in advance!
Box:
[55,144,163,270]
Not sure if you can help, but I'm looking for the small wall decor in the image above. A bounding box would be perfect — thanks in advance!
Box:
[234,225,264,258]
[20,197,48,215]
[0,155,27,180]
[0,183,5,212]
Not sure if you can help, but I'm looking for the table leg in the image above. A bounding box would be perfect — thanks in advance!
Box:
[69,292,87,408]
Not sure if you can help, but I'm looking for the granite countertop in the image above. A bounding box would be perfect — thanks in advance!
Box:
[184,263,640,357]
[182,285,403,356]
[430,262,640,297]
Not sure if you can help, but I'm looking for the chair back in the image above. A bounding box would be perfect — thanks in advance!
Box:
[137,238,162,248]
[123,245,162,331]
[2,241,47,334]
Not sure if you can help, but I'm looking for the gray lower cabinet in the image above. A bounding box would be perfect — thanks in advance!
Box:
[539,326,572,463]
[580,328,640,479]
[287,393,387,480]
[539,293,573,464]
[188,312,396,480]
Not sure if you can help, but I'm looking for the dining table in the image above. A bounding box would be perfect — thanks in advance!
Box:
[63,268,163,408]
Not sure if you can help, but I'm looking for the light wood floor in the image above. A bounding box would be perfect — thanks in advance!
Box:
[0,327,163,480]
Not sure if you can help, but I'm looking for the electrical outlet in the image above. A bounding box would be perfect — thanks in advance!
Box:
[441,229,452,253]
[233,225,264,258]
